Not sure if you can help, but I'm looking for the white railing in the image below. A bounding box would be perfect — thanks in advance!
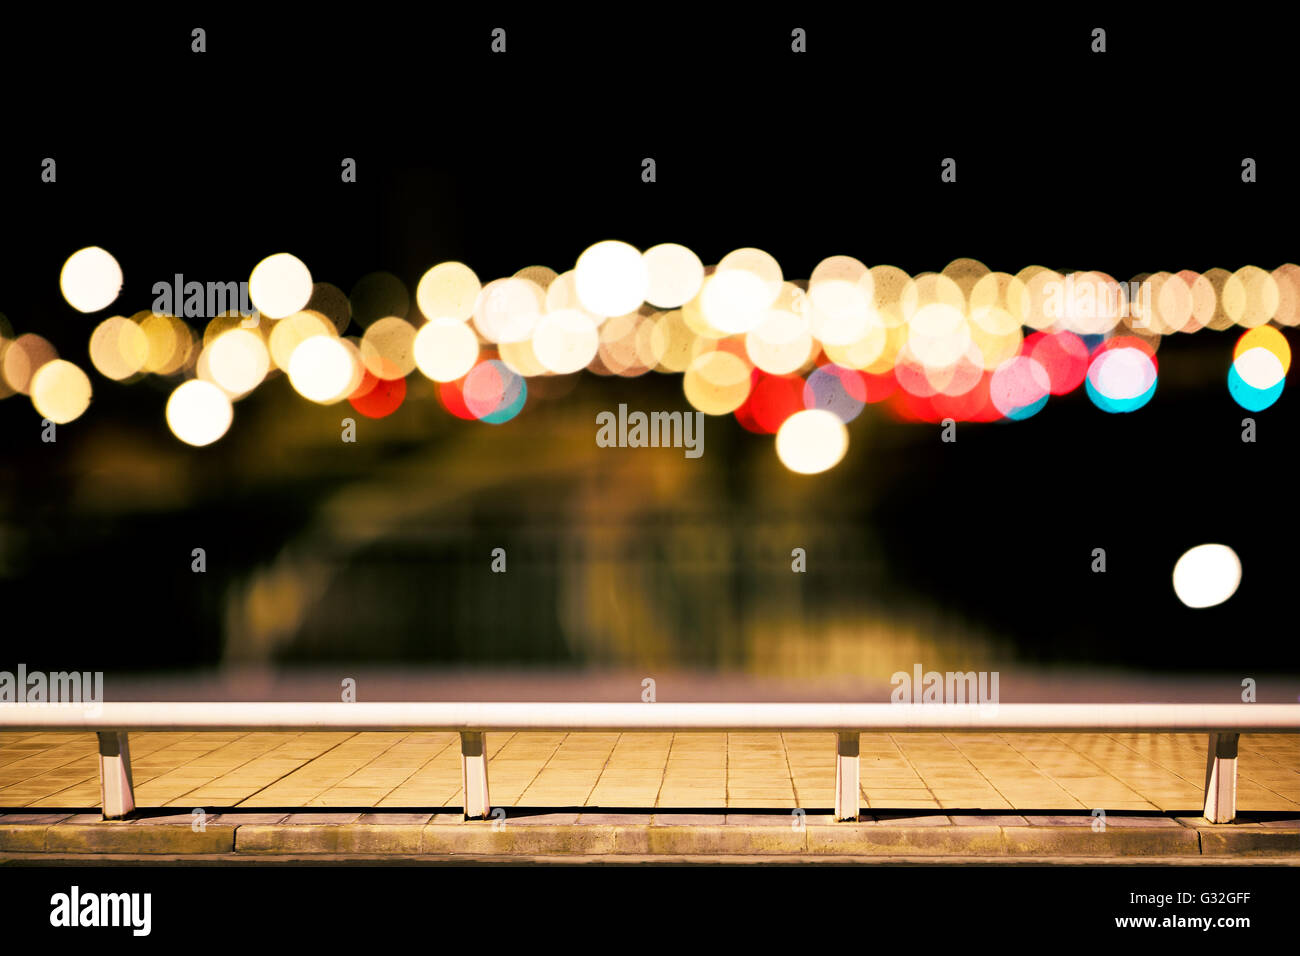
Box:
[2,702,1298,824]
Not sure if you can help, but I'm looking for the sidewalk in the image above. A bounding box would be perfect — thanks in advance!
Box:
[4,730,1299,811]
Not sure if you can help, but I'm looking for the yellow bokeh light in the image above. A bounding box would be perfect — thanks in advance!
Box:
[683,349,751,414]
[1222,265,1279,328]
[89,316,150,380]
[166,379,233,446]
[808,278,872,346]
[746,309,815,374]
[416,262,481,322]
[288,336,361,404]
[360,316,418,379]
[207,328,270,395]
[413,317,479,382]
[30,359,92,423]
[776,409,849,475]
[2,333,57,394]
[680,272,730,339]
[1201,268,1235,331]
[643,243,705,308]
[648,310,702,373]
[967,310,1023,370]
[699,270,772,334]
[1175,270,1217,333]
[268,310,335,370]
[1270,264,1300,327]
[718,247,783,304]
[940,257,991,304]
[473,277,545,344]
[823,324,888,370]
[139,313,195,376]
[513,264,558,290]
[202,312,248,348]
[902,273,965,320]
[866,265,912,328]
[533,309,600,374]
[907,302,970,368]
[499,338,549,377]
[1234,325,1291,373]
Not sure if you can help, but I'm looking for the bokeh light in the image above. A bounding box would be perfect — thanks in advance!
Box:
[360,316,418,379]
[288,335,362,404]
[1086,342,1157,413]
[473,277,545,344]
[416,262,481,322]
[1228,325,1288,411]
[166,379,233,446]
[206,328,270,395]
[643,243,705,308]
[249,253,313,320]
[16,244,1300,453]
[30,359,92,423]
[804,364,867,423]
[2,333,57,394]
[348,371,407,419]
[684,348,752,414]
[575,241,648,317]
[776,409,849,474]
[60,247,122,313]
[89,316,150,381]
[990,354,1050,420]
[533,309,600,374]
[463,359,527,423]
[1172,544,1241,609]
[413,317,479,382]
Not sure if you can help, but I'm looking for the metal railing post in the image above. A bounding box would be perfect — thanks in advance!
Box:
[835,732,860,821]
[1203,732,1239,824]
[460,731,491,820]
[96,731,135,820]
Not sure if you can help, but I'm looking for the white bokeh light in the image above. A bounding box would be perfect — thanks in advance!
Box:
[288,336,359,403]
[575,241,648,317]
[249,253,313,319]
[60,247,122,313]
[413,317,479,382]
[166,380,233,446]
[775,409,849,475]
[1172,544,1241,609]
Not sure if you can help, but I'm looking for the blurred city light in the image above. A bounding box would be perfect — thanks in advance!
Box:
[0,245,1291,471]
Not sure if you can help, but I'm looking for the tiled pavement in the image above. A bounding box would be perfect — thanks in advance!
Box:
[2,730,1299,813]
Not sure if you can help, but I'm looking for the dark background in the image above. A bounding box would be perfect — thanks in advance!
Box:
[0,10,1294,677]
